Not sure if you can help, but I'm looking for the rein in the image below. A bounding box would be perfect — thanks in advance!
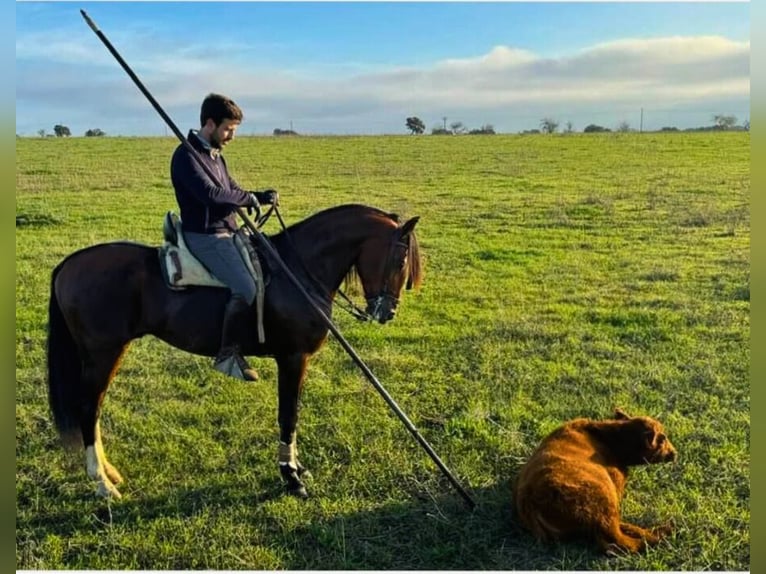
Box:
[255,203,276,229]
[267,206,375,322]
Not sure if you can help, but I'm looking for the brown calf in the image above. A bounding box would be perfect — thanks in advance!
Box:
[513,408,676,554]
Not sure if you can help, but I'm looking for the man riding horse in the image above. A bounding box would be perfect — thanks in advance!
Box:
[170,93,277,381]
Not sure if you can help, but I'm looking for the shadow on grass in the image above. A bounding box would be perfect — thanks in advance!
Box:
[279,481,605,570]
[18,476,608,570]
[19,477,287,538]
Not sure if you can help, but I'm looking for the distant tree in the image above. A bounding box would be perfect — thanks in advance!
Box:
[564,121,574,134]
[712,114,737,130]
[660,126,679,132]
[520,129,541,135]
[449,121,466,135]
[37,129,46,138]
[405,116,425,135]
[84,128,106,137]
[583,124,610,133]
[53,124,71,137]
[540,117,559,134]
[468,124,496,135]
[743,119,750,132]
[273,128,298,136]
[616,121,631,133]
[431,126,451,135]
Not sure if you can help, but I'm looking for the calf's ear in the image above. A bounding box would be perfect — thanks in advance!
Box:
[613,407,630,420]
[646,429,661,448]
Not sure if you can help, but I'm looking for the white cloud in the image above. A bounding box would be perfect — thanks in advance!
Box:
[16,35,750,135]
[438,46,539,70]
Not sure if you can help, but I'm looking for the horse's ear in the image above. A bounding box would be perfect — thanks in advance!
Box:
[400,216,420,238]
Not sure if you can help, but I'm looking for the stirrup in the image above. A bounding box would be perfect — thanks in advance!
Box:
[214,351,258,382]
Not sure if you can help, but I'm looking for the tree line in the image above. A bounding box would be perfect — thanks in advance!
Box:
[34,125,106,137]
[27,113,749,138]
[406,116,496,135]
[406,114,749,135]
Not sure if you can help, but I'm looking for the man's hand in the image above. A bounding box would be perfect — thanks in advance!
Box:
[253,189,279,205]
[247,192,262,217]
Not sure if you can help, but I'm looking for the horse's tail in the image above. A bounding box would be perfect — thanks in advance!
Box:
[47,263,83,448]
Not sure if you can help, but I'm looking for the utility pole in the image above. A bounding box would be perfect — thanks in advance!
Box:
[442,116,447,131]
[640,108,644,133]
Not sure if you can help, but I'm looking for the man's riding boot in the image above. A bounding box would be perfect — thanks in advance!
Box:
[214,294,259,382]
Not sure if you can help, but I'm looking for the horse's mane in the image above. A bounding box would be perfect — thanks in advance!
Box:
[271,203,422,294]
[406,231,423,290]
[280,204,400,235]
[337,208,423,295]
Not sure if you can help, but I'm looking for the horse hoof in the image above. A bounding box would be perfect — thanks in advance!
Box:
[96,481,122,499]
[280,461,311,499]
[288,484,309,499]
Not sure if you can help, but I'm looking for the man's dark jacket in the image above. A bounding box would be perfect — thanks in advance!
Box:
[171,130,252,234]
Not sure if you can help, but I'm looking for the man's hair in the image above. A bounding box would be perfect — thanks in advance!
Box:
[200,93,243,127]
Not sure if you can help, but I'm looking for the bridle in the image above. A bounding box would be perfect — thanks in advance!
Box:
[364,231,411,321]
[262,205,411,322]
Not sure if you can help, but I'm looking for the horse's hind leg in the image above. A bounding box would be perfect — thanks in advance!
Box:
[95,420,123,485]
[81,346,128,499]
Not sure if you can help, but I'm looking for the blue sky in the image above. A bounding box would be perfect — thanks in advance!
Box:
[16,1,750,135]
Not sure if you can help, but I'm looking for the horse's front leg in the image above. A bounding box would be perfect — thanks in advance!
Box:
[276,352,310,498]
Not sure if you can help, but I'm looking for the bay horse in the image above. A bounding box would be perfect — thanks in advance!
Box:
[47,204,421,499]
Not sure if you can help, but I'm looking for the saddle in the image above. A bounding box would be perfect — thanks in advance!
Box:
[158,212,267,343]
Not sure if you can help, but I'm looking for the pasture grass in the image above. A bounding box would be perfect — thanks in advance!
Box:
[16,132,749,570]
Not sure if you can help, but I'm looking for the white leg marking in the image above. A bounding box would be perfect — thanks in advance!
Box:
[278,440,298,471]
[95,421,123,484]
[85,445,122,499]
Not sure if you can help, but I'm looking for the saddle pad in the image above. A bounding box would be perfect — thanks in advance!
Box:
[158,212,260,290]
[159,243,227,290]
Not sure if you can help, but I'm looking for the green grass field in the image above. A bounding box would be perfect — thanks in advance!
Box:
[16,132,749,570]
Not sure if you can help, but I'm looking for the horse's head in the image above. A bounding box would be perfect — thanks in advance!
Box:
[275,204,423,324]
[356,215,422,324]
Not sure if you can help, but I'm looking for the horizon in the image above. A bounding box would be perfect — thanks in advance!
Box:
[16,1,750,137]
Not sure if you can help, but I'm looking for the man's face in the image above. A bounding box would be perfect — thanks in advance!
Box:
[205,118,240,149]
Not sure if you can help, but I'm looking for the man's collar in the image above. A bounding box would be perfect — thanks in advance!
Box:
[191,130,220,158]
